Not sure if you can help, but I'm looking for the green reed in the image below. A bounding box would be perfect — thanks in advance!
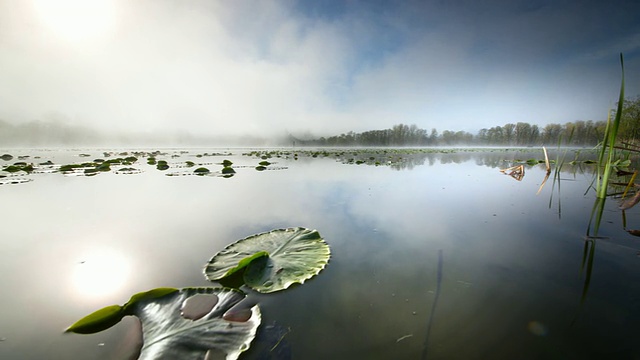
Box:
[597,53,625,199]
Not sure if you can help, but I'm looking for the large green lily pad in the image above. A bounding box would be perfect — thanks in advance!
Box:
[67,287,260,360]
[204,227,331,293]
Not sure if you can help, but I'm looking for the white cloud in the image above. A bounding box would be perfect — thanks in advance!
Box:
[0,0,638,141]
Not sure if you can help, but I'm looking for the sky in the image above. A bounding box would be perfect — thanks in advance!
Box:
[1,0,640,139]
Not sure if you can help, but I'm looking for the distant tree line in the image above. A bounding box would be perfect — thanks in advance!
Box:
[297,96,640,147]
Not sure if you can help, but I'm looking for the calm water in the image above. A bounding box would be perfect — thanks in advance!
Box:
[1,148,640,360]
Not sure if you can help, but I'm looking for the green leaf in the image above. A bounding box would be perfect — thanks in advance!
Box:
[66,305,125,334]
[123,287,179,314]
[222,251,269,278]
[205,227,331,293]
[618,159,631,167]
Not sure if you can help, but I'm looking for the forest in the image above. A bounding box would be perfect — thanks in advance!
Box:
[1,96,639,148]
[297,96,640,147]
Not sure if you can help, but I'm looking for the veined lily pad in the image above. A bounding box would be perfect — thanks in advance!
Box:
[67,287,260,360]
[205,227,330,293]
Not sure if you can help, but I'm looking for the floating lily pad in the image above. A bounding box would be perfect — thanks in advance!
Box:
[222,160,233,167]
[67,287,260,360]
[96,163,111,172]
[156,160,169,171]
[205,227,330,293]
[2,165,22,173]
[194,167,210,175]
[0,154,13,161]
[221,166,235,174]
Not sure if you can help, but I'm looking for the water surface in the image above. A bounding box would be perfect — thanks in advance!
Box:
[1,148,639,359]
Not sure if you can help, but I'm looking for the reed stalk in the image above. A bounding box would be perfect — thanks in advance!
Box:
[597,53,625,199]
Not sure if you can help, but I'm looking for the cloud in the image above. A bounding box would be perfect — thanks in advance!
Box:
[0,0,638,141]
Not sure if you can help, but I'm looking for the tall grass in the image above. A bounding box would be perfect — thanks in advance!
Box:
[574,54,626,324]
[597,53,626,199]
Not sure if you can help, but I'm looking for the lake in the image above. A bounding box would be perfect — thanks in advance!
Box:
[1,147,639,360]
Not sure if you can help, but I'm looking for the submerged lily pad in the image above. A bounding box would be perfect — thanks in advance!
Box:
[205,227,330,293]
[0,177,33,185]
[67,287,260,360]
[116,167,142,175]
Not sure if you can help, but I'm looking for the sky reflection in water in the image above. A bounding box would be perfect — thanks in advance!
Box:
[1,148,639,359]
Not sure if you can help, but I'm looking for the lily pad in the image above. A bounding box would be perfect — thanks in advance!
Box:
[157,160,169,171]
[205,227,330,293]
[194,167,210,175]
[67,287,260,360]
[2,165,22,173]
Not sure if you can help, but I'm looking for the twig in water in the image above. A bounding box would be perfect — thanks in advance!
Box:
[396,334,413,343]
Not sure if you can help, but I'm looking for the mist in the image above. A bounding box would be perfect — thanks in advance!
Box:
[1,0,639,146]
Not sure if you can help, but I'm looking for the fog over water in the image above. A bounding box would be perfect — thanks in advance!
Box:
[1,0,640,144]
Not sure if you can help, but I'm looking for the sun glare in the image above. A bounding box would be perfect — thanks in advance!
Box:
[72,248,131,300]
[32,0,116,42]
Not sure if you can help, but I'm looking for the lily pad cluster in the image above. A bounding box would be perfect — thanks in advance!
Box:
[2,162,34,173]
[59,157,140,176]
[67,227,330,359]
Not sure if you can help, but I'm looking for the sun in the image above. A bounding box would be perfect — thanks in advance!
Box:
[32,0,116,42]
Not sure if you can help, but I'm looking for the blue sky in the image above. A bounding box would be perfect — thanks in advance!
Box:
[1,0,639,138]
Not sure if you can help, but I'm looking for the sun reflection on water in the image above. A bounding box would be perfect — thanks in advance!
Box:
[72,248,131,300]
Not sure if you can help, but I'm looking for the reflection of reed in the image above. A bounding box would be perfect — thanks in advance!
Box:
[499,164,525,181]
[421,249,443,360]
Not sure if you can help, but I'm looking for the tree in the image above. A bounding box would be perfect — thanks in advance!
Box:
[503,123,515,145]
[616,96,640,142]
[514,122,532,146]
